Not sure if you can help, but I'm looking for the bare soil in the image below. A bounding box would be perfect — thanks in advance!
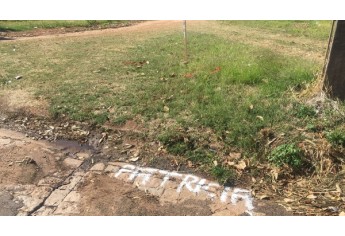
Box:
[78,174,212,216]
[0,128,63,185]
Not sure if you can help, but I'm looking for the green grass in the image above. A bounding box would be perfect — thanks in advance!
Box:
[267,143,304,169]
[123,32,318,152]
[0,20,130,32]
[1,20,341,181]
[326,129,345,147]
[220,20,332,40]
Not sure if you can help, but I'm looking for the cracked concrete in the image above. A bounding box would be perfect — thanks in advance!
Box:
[0,128,290,216]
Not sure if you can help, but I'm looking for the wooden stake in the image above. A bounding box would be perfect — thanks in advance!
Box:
[183,20,188,63]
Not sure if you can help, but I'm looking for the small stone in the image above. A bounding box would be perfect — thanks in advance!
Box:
[15,75,22,80]
[63,158,83,168]
[145,187,164,197]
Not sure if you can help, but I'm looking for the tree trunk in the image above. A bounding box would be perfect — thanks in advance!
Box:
[323,20,345,100]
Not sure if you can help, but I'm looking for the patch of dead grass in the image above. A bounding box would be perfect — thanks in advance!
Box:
[0,89,49,117]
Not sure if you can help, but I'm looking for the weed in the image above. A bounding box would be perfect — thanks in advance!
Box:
[211,166,236,185]
[113,115,132,125]
[158,131,195,155]
[293,103,317,118]
[306,123,323,132]
[326,130,345,147]
[86,20,98,26]
[267,143,304,169]
[186,149,213,165]
[92,112,109,125]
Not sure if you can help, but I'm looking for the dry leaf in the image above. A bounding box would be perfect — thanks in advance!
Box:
[296,179,307,187]
[284,198,295,203]
[234,160,246,170]
[339,211,345,216]
[227,161,235,166]
[251,177,256,183]
[256,116,264,121]
[336,183,342,193]
[163,106,170,112]
[326,206,338,213]
[259,195,270,200]
[324,192,333,199]
[98,132,107,144]
[184,73,194,78]
[271,169,279,181]
[124,143,134,149]
[249,104,254,110]
[129,156,140,162]
[211,66,221,74]
[213,160,218,166]
[307,194,317,199]
[228,152,241,160]
[133,149,140,157]
[187,161,193,168]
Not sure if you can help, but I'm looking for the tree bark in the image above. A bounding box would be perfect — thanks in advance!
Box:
[323,20,345,100]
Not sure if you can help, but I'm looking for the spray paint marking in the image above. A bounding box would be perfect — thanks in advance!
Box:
[113,164,254,215]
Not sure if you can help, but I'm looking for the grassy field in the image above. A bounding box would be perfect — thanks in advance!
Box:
[1,20,343,184]
[221,20,332,40]
[0,20,130,32]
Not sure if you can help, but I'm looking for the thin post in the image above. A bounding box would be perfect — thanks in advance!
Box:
[183,20,188,63]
